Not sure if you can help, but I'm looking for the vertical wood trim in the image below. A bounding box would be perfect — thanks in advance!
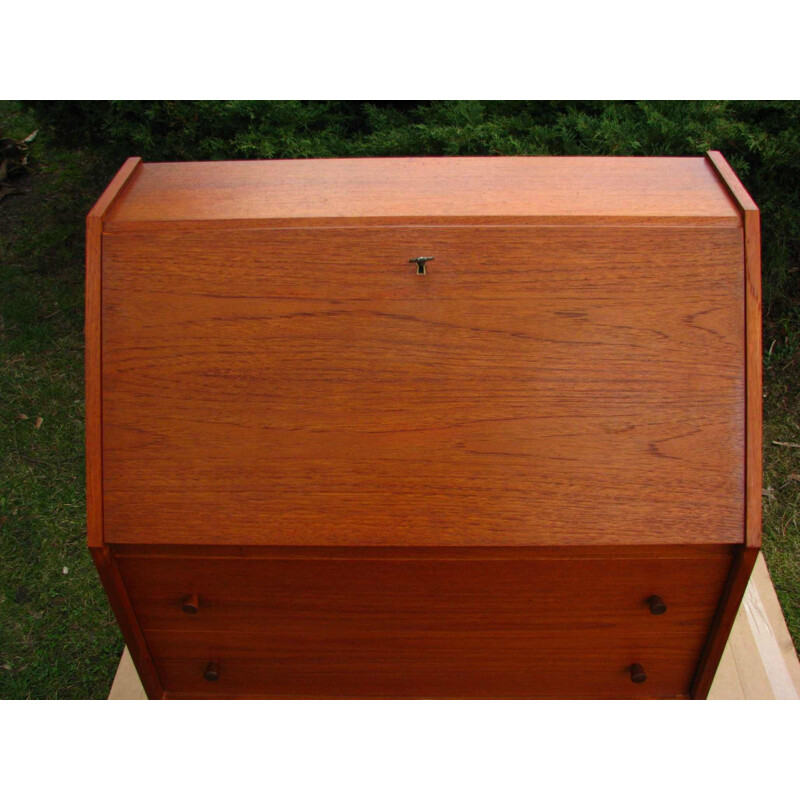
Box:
[706,151,762,549]
[85,157,142,548]
[85,159,158,697]
[91,546,163,699]
[743,211,763,548]
[691,545,758,698]
[696,151,762,698]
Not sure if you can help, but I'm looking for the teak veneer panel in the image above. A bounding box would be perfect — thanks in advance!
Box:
[118,549,730,635]
[116,547,731,699]
[85,156,142,548]
[151,638,697,700]
[103,156,742,230]
[706,151,762,550]
[101,225,744,546]
[87,153,761,699]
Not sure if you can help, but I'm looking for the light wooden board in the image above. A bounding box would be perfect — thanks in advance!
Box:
[708,553,800,699]
[107,646,147,700]
[108,553,799,700]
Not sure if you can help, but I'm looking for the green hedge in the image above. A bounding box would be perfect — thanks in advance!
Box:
[26,100,800,318]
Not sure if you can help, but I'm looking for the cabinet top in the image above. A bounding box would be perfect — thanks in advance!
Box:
[102,155,742,231]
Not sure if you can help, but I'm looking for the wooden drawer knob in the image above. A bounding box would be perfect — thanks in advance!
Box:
[647,595,667,615]
[182,593,200,614]
[630,663,647,684]
[204,662,220,682]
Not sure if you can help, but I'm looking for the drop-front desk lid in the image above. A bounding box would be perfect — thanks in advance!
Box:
[94,156,748,547]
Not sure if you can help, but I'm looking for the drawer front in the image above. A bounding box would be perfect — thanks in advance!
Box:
[102,225,744,548]
[118,550,732,698]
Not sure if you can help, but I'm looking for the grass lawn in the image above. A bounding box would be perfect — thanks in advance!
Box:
[1,100,798,698]
[0,102,124,698]
[762,311,800,643]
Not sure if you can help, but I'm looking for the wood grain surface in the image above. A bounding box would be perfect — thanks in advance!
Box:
[114,547,730,698]
[102,156,742,231]
[744,209,762,549]
[706,151,762,549]
[117,547,731,633]
[686,152,762,698]
[109,543,732,561]
[85,156,142,548]
[88,154,759,699]
[101,225,745,546]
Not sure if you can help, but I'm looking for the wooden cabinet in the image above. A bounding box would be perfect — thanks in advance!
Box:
[87,153,761,698]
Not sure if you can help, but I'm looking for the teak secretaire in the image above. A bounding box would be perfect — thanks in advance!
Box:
[86,154,761,699]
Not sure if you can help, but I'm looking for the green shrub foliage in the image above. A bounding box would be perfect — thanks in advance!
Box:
[26,100,800,317]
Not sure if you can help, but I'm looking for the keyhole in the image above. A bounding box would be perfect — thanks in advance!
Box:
[410,256,434,275]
